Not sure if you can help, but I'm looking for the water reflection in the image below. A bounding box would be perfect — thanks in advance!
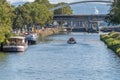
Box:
[0,52,8,64]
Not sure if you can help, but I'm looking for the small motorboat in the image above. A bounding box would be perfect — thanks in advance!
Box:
[24,32,38,44]
[67,37,76,44]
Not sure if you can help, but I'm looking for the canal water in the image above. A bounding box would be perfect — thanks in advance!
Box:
[0,33,120,80]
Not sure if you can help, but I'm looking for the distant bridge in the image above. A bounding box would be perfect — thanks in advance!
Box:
[51,0,114,32]
[54,14,106,21]
[50,0,113,11]
[53,14,106,32]
[53,14,120,32]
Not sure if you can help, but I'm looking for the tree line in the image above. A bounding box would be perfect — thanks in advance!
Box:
[0,0,73,43]
[1,0,119,43]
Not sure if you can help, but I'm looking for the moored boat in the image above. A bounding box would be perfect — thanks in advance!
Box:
[24,33,38,45]
[67,37,76,44]
[3,36,28,52]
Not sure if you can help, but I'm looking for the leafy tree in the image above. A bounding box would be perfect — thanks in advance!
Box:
[13,5,32,30]
[30,3,51,25]
[34,0,50,6]
[35,0,49,4]
[33,0,53,25]
[54,2,73,15]
[23,3,33,27]
[12,0,54,30]
[105,0,120,25]
[0,0,12,42]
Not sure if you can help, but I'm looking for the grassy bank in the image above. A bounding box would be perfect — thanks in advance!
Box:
[38,28,62,37]
[100,32,120,56]
[34,27,64,41]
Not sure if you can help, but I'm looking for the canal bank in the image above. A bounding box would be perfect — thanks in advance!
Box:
[38,28,61,37]
[100,32,120,56]
[36,27,64,41]
[0,27,63,51]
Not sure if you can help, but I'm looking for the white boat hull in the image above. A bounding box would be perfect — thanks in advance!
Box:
[3,45,28,52]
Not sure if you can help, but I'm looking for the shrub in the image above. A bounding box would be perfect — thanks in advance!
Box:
[109,32,120,38]
[116,48,120,55]
[101,32,120,56]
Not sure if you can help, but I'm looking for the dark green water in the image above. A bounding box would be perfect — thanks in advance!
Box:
[0,33,120,80]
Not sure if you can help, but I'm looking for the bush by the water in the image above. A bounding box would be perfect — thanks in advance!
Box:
[100,32,120,55]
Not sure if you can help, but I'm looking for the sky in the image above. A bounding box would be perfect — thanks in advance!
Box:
[7,0,112,4]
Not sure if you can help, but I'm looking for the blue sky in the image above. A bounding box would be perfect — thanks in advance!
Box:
[7,0,112,4]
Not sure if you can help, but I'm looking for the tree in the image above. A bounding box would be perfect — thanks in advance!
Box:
[54,2,73,15]
[34,0,50,6]
[105,0,120,25]
[12,0,54,30]
[0,0,12,42]
[13,5,32,30]
[33,0,53,25]
[30,3,51,25]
